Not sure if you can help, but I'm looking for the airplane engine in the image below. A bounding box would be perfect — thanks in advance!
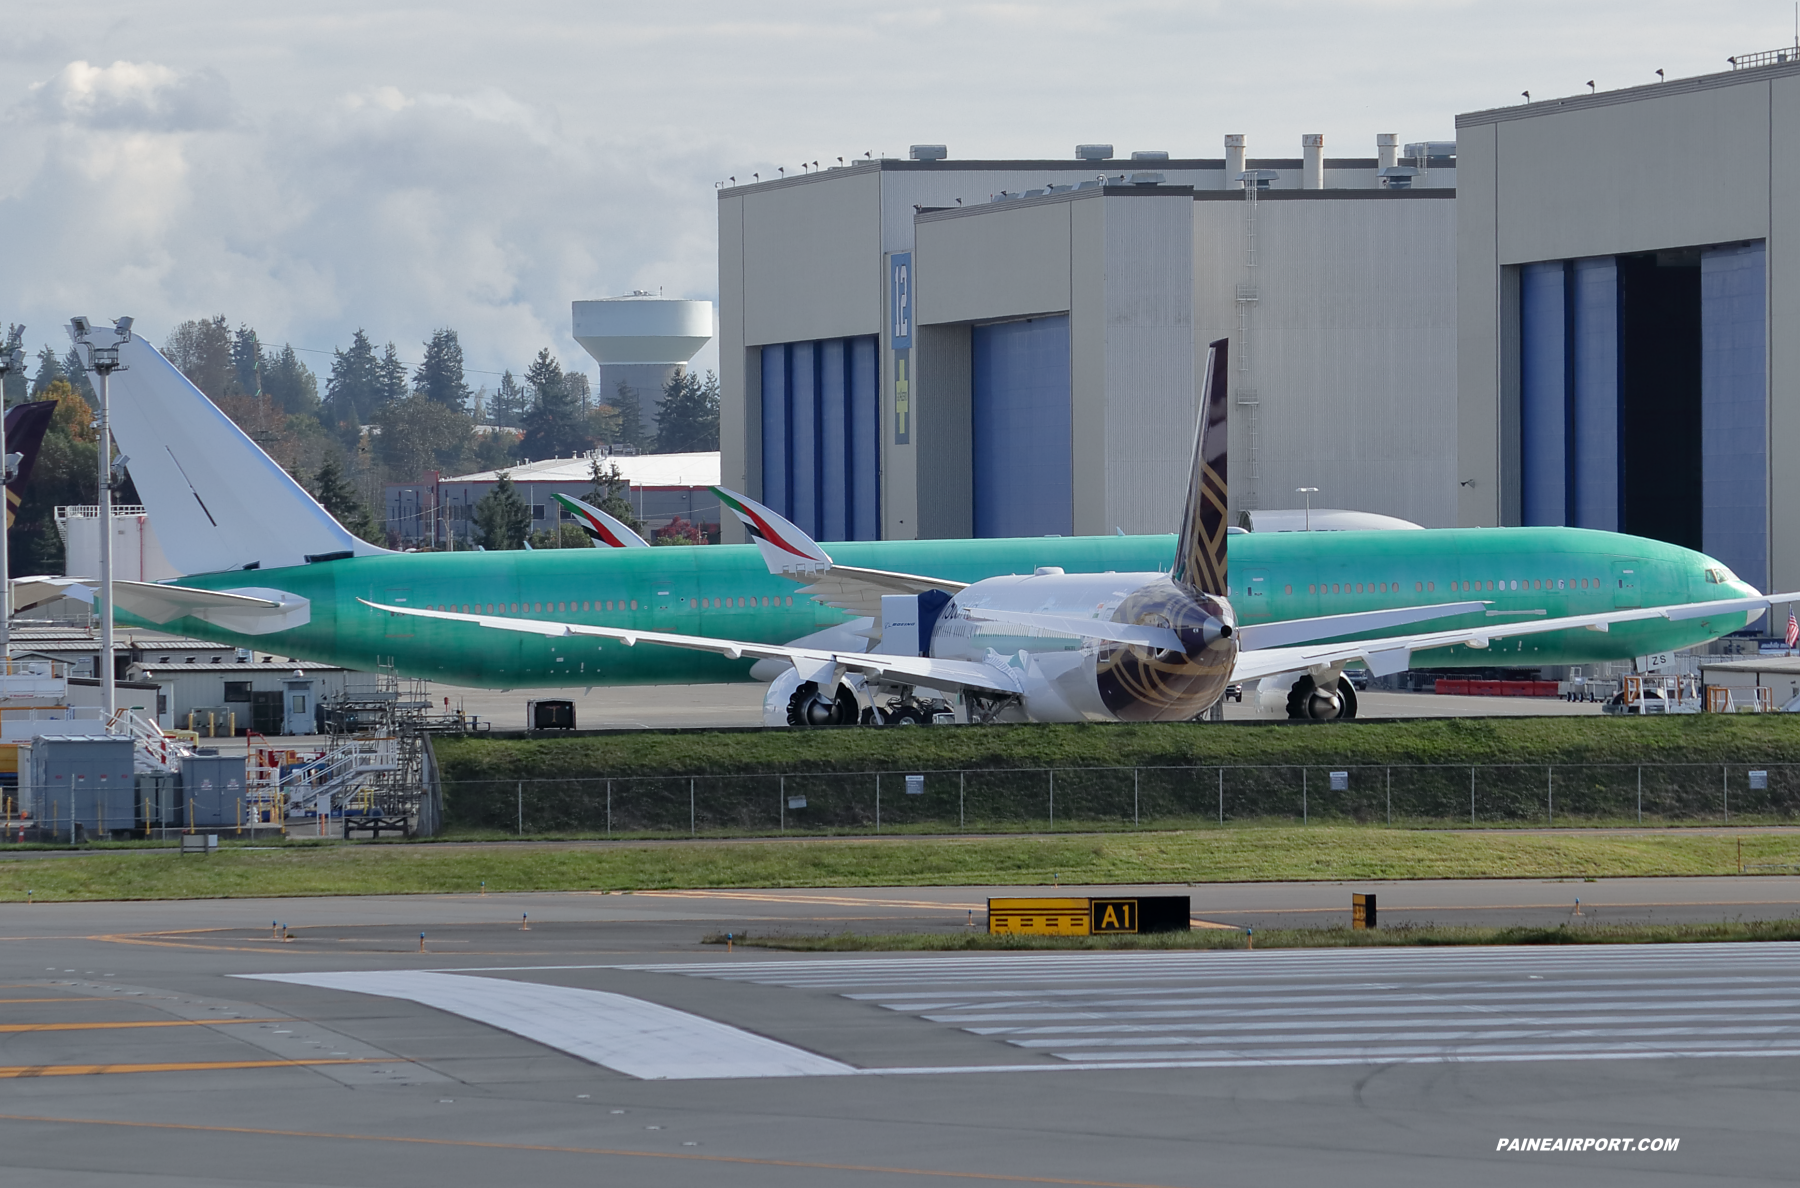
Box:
[1092,578,1238,722]
[786,679,860,727]
[1281,673,1359,720]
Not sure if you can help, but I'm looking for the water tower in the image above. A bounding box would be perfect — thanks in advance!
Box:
[572,294,713,444]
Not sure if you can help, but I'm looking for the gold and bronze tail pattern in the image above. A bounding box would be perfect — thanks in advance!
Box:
[1171,339,1229,597]
[3,401,56,531]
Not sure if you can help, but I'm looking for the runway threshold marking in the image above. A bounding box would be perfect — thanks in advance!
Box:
[0,1111,1187,1186]
[0,1058,394,1079]
[0,1019,284,1034]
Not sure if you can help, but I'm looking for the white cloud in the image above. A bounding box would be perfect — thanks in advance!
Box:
[26,59,231,131]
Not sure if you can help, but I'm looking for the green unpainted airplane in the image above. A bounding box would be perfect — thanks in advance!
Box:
[36,329,1779,722]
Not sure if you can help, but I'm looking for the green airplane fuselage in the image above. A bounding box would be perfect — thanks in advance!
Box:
[120,527,1759,687]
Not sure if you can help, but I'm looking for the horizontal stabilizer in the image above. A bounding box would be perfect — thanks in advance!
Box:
[960,607,1183,652]
[14,578,310,635]
[553,493,647,547]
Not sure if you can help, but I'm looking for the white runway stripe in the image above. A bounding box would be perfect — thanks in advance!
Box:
[237,971,857,1080]
[628,942,1800,1071]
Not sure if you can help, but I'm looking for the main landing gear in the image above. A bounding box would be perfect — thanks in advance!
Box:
[1285,674,1359,721]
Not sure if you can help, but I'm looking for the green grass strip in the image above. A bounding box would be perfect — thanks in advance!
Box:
[4,826,1800,902]
[716,919,1800,951]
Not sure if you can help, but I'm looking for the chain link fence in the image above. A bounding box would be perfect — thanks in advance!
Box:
[442,762,1800,837]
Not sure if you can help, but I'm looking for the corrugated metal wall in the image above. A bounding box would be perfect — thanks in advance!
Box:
[1569,257,1620,531]
[758,336,880,540]
[1519,260,1568,526]
[1701,242,1768,587]
[971,315,1072,538]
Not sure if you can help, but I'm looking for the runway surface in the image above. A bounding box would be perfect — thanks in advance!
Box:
[1,880,1795,1186]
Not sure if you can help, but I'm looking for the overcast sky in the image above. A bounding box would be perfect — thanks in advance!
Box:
[0,1,1786,390]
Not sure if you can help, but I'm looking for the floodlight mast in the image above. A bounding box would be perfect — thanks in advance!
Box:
[0,325,25,664]
[68,317,131,722]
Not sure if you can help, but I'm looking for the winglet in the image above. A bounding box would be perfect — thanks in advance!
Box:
[713,487,832,574]
[4,400,57,531]
[552,493,647,548]
[1171,338,1229,597]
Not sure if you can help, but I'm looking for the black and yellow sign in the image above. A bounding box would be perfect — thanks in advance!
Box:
[988,896,1189,936]
[1352,892,1377,930]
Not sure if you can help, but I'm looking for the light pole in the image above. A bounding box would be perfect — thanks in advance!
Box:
[1295,487,1319,532]
[0,327,25,664]
[68,317,132,722]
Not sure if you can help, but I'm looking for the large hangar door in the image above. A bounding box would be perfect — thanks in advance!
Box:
[1700,243,1767,590]
[758,336,880,541]
[971,315,1072,539]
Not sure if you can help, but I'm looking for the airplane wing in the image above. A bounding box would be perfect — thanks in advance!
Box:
[359,600,1024,696]
[1232,592,1795,683]
[552,493,648,548]
[711,486,964,615]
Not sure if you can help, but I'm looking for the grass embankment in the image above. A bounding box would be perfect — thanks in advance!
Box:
[5,826,1799,902]
[717,920,1800,952]
[437,715,1800,780]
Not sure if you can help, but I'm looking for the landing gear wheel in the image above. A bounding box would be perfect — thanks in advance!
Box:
[1286,675,1357,721]
[885,705,928,726]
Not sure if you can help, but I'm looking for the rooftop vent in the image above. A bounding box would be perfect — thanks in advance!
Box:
[1075,144,1114,160]
[909,144,948,161]
[1128,172,1167,185]
[1235,169,1280,190]
[1130,150,1169,161]
[1403,141,1455,162]
[1378,166,1421,190]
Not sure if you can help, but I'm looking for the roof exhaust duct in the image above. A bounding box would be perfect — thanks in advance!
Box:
[909,145,948,161]
[1075,144,1114,160]
[1376,133,1398,170]
[1224,134,1245,180]
[1301,134,1324,189]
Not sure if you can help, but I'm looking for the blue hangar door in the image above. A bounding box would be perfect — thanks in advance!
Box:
[971,315,1072,538]
[759,336,880,541]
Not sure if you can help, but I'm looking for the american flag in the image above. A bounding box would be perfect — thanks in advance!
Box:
[1786,610,1798,649]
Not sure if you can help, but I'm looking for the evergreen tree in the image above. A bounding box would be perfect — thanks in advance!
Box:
[263,344,320,415]
[520,348,592,459]
[377,342,408,405]
[0,329,24,406]
[613,380,645,451]
[61,347,94,400]
[584,457,641,536]
[414,328,472,408]
[472,471,531,549]
[30,345,65,396]
[309,457,382,544]
[11,379,98,574]
[230,324,263,396]
[163,315,234,399]
[374,395,474,481]
[490,370,526,427]
[565,370,592,412]
[653,369,720,453]
[326,330,382,423]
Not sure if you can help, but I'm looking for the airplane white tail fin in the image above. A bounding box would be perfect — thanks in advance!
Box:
[552,493,648,547]
[712,487,833,575]
[93,335,387,575]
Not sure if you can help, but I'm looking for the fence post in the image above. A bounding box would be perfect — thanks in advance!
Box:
[1637,766,1642,825]
[1134,767,1140,827]
[1469,766,1474,826]
[606,779,612,837]
[516,781,522,837]
[1302,768,1308,825]
[1547,766,1553,826]
[875,773,881,833]
[959,770,965,831]
[1048,769,1054,829]
[1723,764,1729,822]
[780,774,785,832]
[690,777,695,837]
[1218,767,1224,825]
[1388,766,1393,827]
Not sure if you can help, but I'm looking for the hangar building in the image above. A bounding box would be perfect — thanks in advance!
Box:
[1457,48,1800,594]
[717,137,1458,543]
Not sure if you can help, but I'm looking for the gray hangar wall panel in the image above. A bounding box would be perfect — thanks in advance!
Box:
[915,202,1072,326]
[742,171,883,346]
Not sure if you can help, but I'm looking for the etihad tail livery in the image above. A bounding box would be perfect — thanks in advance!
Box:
[63,331,1780,721]
[368,341,1790,725]
[4,400,58,532]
